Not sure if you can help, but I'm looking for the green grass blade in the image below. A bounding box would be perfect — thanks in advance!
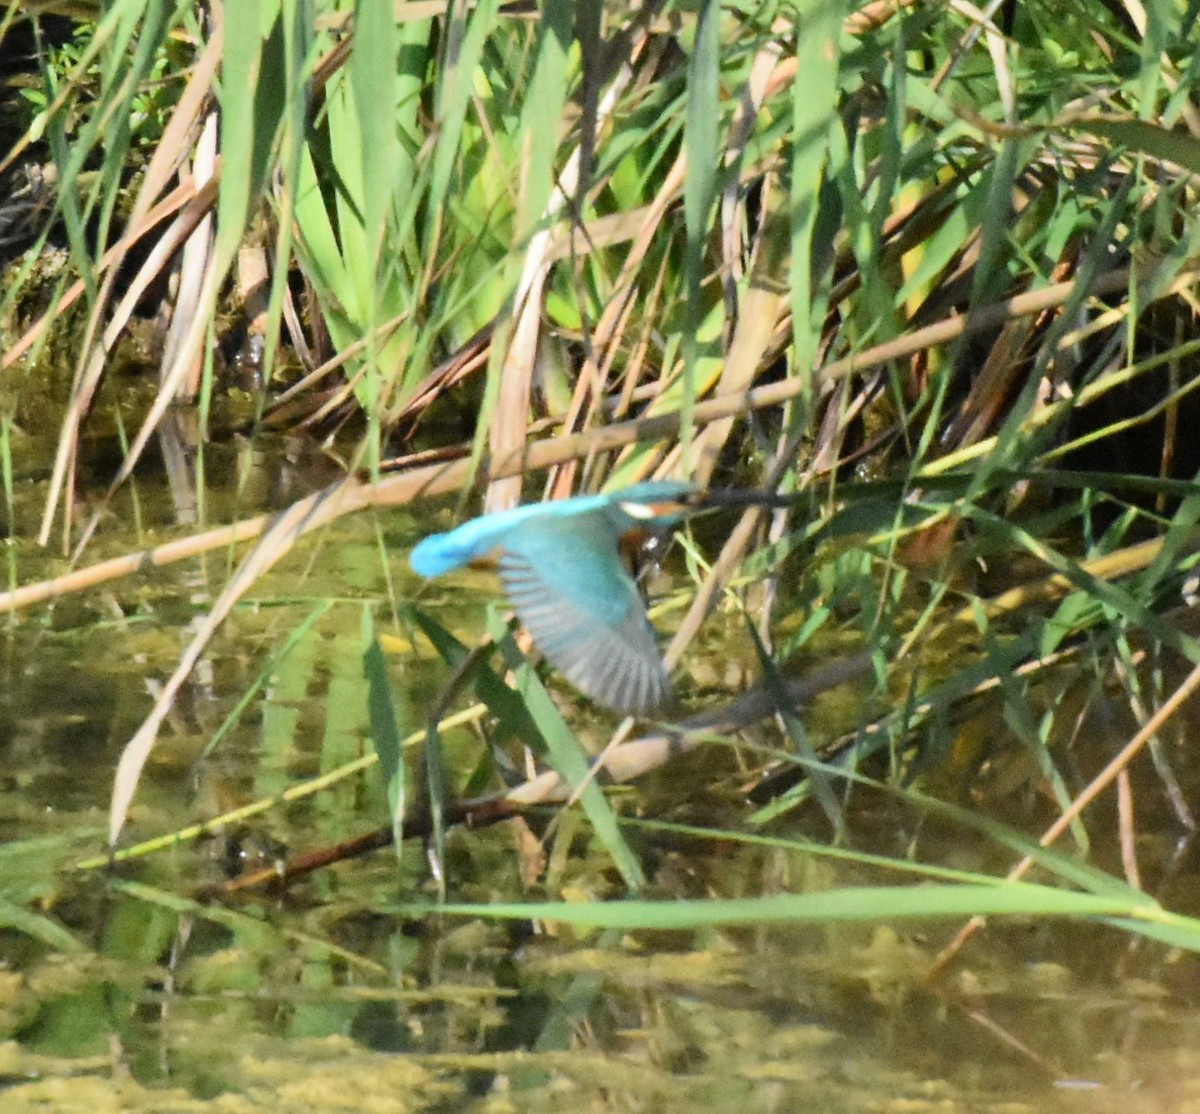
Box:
[515,0,572,235]
[363,608,408,858]
[349,0,398,267]
[0,896,86,953]
[682,0,720,459]
[407,881,1163,931]
[789,0,844,393]
[216,3,285,270]
[428,0,499,232]
[487,612,646,892]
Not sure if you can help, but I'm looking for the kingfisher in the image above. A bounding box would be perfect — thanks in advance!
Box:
[410,480,770,715]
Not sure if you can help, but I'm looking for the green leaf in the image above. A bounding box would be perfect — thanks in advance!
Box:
[515,0,572,235]
[682,0,721,456]
[350,0,399,267]
[363,607,408,857]
[0,893,84,950]
[217,3,286,268]
[487,612,646,892]
[790,0,845,389]
[405,881,1163,931]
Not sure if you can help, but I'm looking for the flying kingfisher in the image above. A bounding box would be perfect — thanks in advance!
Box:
[410,480,773,715]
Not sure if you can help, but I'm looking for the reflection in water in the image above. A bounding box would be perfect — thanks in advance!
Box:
[4,476,1200,1111]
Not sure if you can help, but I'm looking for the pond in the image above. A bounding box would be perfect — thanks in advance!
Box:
[3,445,1200,1113]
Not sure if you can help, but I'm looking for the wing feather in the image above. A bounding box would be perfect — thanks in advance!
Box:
[497,512,671,713]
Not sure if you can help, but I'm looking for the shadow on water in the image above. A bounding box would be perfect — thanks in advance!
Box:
[4,466,1200,1112]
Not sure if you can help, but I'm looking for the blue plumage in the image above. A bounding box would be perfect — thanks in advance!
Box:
[409,481,697,713]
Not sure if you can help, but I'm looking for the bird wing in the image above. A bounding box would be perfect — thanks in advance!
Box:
[496,511,672,714]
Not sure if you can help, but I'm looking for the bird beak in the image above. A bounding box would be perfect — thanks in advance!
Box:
[696,487,795,510]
